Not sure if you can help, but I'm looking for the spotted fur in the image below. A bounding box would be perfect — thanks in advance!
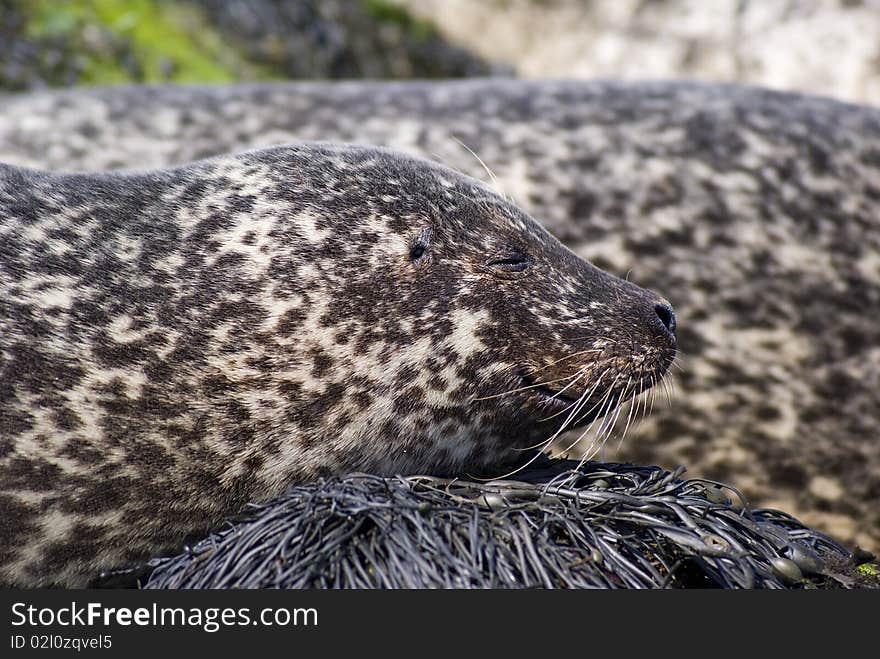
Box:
[0,143,674,585]
[3,79,874,552]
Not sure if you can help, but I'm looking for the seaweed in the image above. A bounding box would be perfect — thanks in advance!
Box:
[120,457,876,589]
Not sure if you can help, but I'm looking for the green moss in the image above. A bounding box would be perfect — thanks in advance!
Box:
[25,2,82,37]
[25,0,269,84]
[363,0,437,41]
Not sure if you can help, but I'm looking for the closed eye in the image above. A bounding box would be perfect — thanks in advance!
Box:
[487,253,530,272]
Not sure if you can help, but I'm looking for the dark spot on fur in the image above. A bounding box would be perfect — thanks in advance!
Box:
[40,522,107,575]
[755,405,781,421]
[352,391,373,411]
[310,348,333,378]
[0,457,62,491]
[58,438,105,465]
[226,400,251,423]
[0,494,38,565]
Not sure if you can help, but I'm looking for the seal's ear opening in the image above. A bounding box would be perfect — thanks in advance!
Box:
[408,227,433,265]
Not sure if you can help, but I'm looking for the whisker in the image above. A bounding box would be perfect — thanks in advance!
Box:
[553,376,620,455]
[599,393,625,445]
[549,375,616,443]
[452,137,501,193]
[557,390,614,458]
[516,369,597,450]
[471,370,583,402]
[662,377,673,407]
[569,373,620,428]
[536,367,608,423]
[568,378,620,456]
[617,379,638,446]
[531,349,604,373]
[473,435,558,481]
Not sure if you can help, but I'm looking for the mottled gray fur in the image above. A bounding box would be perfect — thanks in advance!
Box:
[0,142,674,585]
[1,79,878,552]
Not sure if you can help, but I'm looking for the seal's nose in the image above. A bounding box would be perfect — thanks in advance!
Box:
[654,303,676,336]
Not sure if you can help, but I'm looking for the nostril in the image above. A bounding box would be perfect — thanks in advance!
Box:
[654,304,676,335]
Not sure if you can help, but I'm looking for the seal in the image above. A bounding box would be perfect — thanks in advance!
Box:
[0,142,676,586]
[5,80,876,552]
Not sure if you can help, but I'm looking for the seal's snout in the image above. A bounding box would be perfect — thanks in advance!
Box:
[654,303,676,337]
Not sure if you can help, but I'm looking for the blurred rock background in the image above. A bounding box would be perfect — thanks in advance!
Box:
[400,0,880,106]
[3,1,879,106]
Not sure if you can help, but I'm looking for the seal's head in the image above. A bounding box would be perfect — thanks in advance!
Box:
[239,143,677,477]
[0,141,675,585]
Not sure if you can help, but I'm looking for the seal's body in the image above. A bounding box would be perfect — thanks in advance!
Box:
[3,80,875,551]
[0,143,674,585]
